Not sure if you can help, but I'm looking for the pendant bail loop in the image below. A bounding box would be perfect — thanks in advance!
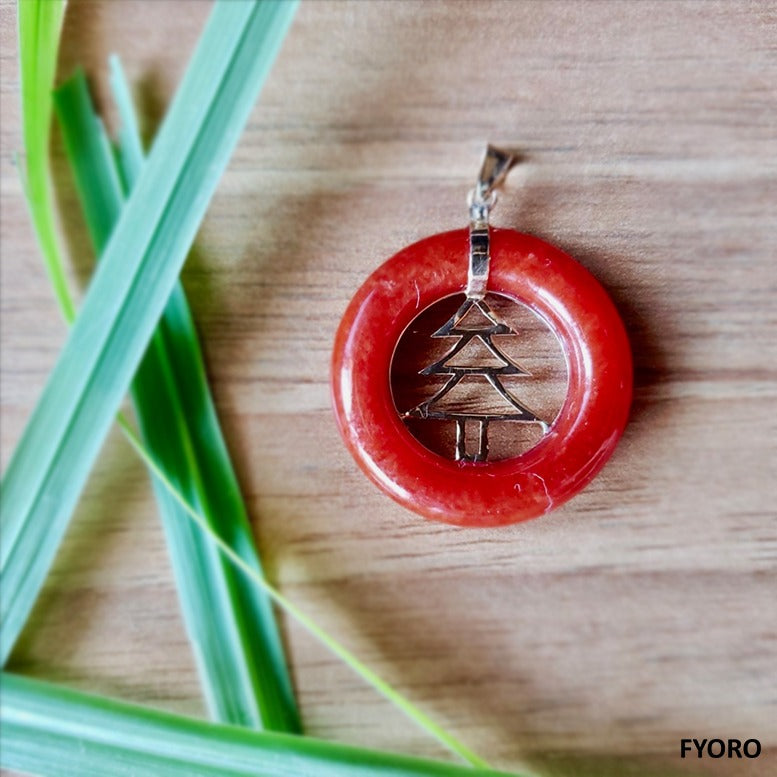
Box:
[466,145,517,299]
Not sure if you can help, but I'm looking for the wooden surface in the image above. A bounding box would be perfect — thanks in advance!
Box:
[1,1,776,775]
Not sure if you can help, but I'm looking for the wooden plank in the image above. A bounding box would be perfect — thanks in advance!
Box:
[1,1,775,775]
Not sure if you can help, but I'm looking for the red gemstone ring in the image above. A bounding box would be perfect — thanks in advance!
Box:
[331,227,632,527]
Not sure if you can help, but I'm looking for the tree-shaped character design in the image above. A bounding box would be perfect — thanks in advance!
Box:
[403,298,548,462]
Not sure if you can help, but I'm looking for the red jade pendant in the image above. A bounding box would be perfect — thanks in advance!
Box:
[331,147,632,527]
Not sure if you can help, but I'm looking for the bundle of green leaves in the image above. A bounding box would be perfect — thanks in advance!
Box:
[0,1,526,775]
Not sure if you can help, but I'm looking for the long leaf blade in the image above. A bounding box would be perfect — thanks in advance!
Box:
[17,0,74,321]
[0,673,522,777]
[0,0,299,663]
[51,65,301,732]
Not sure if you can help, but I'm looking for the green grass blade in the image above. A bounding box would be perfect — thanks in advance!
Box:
[17,0,74,322]
[109,56,145,185]
[52,65,301,733]
[0,0,299,664]
[51,69,123,250]
[0,673,522,777]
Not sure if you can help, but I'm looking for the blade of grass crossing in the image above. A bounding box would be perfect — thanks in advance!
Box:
[52,66,300,732]
[0,0,299,664]
[17,0,74,321]
[11,0,491,764]
[0,673,524,777]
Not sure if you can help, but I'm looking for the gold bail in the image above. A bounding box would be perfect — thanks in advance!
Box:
[474,145,517,202]
[466,145,517,300]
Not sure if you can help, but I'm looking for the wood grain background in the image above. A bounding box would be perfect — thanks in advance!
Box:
[1,1,775,775]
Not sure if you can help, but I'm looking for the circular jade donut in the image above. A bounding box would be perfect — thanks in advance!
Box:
[331,228,632,527]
